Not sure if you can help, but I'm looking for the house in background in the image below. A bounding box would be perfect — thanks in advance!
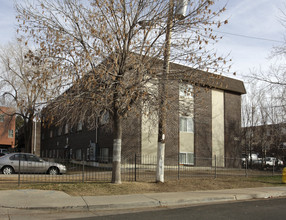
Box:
[0,106,16,150]
[40,62,246,168]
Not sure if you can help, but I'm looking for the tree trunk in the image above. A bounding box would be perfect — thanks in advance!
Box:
[24,119,33,153]
[156,141,165,182]
[112,111,122,184]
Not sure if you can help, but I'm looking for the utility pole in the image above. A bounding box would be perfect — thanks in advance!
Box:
[156,0,187,183]
[156,0,174,183]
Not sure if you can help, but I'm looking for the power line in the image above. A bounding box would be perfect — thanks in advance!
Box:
[214,30,284,43]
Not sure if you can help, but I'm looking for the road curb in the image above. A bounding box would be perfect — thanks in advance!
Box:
[0,187,286,212]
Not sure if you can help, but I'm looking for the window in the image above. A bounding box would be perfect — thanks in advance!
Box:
[50,130,53,138]
[179,152,194,165]
[64,124,69,134]
[57,126,62,136]
[0,114,4,122]
[76,149,82,160]
[26,154,41,162]
[180,117,194,133]
[10,154,26,161]
[101,112,109,125]
[77,121,83,131]
[180,84,193,98]
[8,130,13,138]
[100,148,109,162]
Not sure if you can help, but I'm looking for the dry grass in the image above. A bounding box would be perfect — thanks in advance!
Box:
[0,176,284,196]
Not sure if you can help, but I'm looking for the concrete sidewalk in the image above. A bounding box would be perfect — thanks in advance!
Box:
[0,186,286,212]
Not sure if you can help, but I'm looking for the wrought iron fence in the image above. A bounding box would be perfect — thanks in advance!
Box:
[0,154,284,185]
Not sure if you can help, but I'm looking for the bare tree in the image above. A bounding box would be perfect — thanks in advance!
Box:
[0,41,53,153]
[241,7,286,164]
[16,0,230,183]
[241,78,286,167]
[247,5,286,123]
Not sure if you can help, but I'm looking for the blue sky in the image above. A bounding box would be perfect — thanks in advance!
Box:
[0,0,16,45]
[0,0,285,80]
[216,0,285,78]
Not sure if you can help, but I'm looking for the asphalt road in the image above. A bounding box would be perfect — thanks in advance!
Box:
[2,197,286,220]
[68,197,286,220]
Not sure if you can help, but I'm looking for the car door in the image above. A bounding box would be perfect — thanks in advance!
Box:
[26,154,45,174]
[9,154,29,173]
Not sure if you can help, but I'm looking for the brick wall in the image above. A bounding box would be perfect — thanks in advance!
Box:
[0,107,16,149]
[224,92,242,167]
[165,80,180,165]
[194,88,212,166]
[41,85,243,168]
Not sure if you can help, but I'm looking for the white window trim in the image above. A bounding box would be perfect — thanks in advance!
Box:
[8,129,13,138]
[179,152,194,165]
[180,116,194,133]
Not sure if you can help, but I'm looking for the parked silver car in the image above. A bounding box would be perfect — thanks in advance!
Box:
[0,153,66,175]
[0,148,9,157]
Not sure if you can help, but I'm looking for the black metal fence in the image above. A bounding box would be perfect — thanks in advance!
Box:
[0,154,284,185]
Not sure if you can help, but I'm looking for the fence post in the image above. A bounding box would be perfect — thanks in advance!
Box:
[82,159,85,183]
[18,156,21,187]
[177,153,180,180]
[245,158,248,177]
[214,155,217,179]
[135,154,137,182]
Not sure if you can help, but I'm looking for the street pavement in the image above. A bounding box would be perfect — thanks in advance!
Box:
[0,186,285,214]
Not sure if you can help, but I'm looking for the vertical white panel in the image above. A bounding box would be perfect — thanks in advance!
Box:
[212,89,225,167]
[141,81,158,157]
[141,111,158,157]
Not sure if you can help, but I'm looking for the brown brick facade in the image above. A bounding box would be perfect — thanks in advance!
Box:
[41,86,244,168]
[165,80,180,165]
[194,88,212,166]
[224,92,242,167]
[40,63,246,168]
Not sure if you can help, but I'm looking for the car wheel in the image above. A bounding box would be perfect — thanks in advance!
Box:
[2,166,14,175]
[48,167,59,175]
